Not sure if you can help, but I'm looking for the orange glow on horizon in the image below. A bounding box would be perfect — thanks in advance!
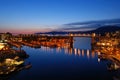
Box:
[0,28,52,34]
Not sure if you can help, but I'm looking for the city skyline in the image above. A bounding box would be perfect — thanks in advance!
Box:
[0,0,120,34]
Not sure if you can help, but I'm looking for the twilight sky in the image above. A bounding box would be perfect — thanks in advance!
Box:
[0,0,120,34]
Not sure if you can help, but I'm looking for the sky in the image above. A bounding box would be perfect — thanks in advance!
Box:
[0,0,120,34]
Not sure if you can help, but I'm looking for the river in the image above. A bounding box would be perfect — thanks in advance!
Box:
[7,37,119,80]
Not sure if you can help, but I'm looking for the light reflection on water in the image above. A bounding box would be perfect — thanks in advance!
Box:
[7,37,120,80]
[40,47,96,59]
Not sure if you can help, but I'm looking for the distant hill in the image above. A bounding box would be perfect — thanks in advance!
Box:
[36,31,69,35]
[36,18,120,35]
[36,25,120,35]
[92,25,120,34]
[60,18,120,32]
[73,25,120,34]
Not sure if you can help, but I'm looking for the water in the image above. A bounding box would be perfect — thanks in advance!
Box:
[7,37,119,80]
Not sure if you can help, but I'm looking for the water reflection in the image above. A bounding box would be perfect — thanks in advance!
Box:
[39,36,120,80]
[41,46,97,59]
[39,37,98,59]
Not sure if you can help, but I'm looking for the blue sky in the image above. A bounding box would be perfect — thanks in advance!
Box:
[0,0,120,33]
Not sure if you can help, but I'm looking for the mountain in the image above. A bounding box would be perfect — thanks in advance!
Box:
[36,31,69,35]
[36,25,120,35]
[61,18,120,32]
[36,18,120,35]
[71,25,120,34]
[92,25,120,34]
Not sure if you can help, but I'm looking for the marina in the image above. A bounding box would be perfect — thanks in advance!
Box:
[0,35,120,80]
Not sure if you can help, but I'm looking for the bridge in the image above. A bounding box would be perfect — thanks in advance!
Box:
[68,33,92,37]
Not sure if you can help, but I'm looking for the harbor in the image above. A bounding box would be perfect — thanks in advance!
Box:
[0,32,120,80]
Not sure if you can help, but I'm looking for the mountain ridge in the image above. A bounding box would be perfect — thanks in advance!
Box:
[36,25,120,35]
